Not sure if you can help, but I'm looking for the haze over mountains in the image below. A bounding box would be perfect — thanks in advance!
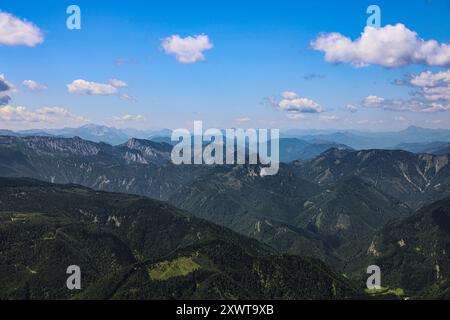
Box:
[1,131,450,298]
[2,124,450,162]
[0,124,172,146]
[283,126,450,150]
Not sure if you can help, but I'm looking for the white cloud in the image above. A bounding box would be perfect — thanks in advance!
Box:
[22,80,47,91]
[409,69,450,87]
[364,95,385,105]
[311,24,450,68]
[34,107,88,122]
[319,115,339,121]
[362,95,419,111]
[0,105,89,127]
[67,79,118,95]
[0,12,43,47]
[161,34,213,64]
[422,85,450,102]
[67,79,130,99]
[362,95,450,113]
[112,114,145,122]
[379,69,450,112]
[407,69,450,102]
[276,91,323,113]
[109,78,128,88]
[286,114,305,120]
[235,117,250,123]
[421,103,450,113]
[281,91,298,99]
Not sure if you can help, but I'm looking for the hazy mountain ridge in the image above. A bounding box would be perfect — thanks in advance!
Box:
[392,141,450,155]
[285,126,450,150]
[0,135,209,199]
[3,124,450,151]
[292,148,450,209]
[279,138,353,163]
[3,124,172,145]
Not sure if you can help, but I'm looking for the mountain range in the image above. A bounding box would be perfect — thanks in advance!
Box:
[1,124,172,145]
[3,124,450,153]
[284,126,450,150]
[1,133,450,299]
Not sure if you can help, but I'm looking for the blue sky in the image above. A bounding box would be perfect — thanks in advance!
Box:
[0,0,449,131]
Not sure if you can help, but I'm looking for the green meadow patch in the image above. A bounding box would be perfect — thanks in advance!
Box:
[365,287,406,298]
[148,256,202,281]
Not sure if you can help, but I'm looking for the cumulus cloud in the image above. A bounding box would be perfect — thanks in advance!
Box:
[0,74,14,106]
[276,91,323,113]
[373,69,450,112]
[22,80,47,91]
[0,105,89,127]
[0,12,43,47]
[67,79,130,99]
[362,95,450,113]
[407,69,450,102]
[112,114,145,122]
[422,86,450,102]
[267,91,323,120]
[409,69,450,87]
[311,24,450,68]
[161,34,213,64]
[67,79,118,95]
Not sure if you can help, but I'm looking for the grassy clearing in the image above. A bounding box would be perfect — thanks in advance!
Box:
[365,286,405,297]
[148,256,201,281]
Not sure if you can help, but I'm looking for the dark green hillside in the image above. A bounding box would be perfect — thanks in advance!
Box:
[170,166,411,264]
[0,177,360,299]
[351,196,450,299]
[296,177,411,258]
[169,165,341,264]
